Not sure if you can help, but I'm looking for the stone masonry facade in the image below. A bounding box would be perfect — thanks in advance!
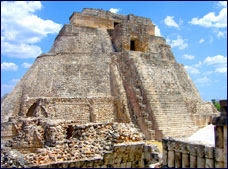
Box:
[1,8,220,167]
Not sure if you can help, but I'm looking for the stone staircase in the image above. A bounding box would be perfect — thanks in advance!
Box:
[134,87,155,139]
[115,52,156,140]
[128,51,199,139]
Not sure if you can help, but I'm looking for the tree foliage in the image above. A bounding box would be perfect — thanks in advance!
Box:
[211,99,220,111]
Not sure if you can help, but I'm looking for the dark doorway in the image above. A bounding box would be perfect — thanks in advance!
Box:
[27,103,38,117]
[130,40,135,51]
[114,22,119,27]
[66,125,74,139]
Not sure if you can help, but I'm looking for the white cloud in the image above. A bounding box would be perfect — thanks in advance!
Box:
[189,6,227,28]
[204,55,227,65]
[204,55,227,74]
[217,1,227,8]
[167,36,188,50]
[22,62,32,68]
[11,79,20,83]
[184,65,200,74]
[2,42,42,58]
[164,16,180,28]
[1,62,18,71]
[199,38,205,43]
[215,67,227,73]
[1,84,15,89]
[203,71,213,75]
[154,24,161,36]
[195,77,210,84]
[1,1,62,59]
[216,31,227,38]
[182,54,195,60]
[109,8,120,13]
[194,61,202,68]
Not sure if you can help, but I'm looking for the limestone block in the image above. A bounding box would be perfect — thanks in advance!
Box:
[167,140,175,151]
[74,161,81,168]
[215,161,224,168]
[175,152,182,168]
[114,157,122,164]
[69,162,75,168]
[62,163,68,168]
[205,146,214,159]
[190,155,197,168]
[197,157,205,168]
[215,126,224,148]
[126,162,132,168]
[162,149,168,166]
[224,126,227,167]
[168,150,175,168]
[129,153,135,162]
[100,165,107,168]
[205,158,214,168]
[122,156,128,163]
[145,152,151,161]
[182,153,190,168]
[144,145,149,152]
[162,139,168,150]
[215,148,224,162]
[197,144,205,158]
[138,158,145,168]
[120,163,126,168]
[189,144,197,156]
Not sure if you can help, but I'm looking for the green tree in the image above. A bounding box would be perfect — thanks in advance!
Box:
[211,99,220,111]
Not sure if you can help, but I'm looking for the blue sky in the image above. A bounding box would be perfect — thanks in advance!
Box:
[1,1,227,101]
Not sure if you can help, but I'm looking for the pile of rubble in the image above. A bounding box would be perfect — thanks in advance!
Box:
[2,121,146,167]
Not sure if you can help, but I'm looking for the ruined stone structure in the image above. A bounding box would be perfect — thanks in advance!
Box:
[162,100,227,168]
[1,8,220,168]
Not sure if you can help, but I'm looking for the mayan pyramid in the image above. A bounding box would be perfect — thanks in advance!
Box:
[1,8,219,143]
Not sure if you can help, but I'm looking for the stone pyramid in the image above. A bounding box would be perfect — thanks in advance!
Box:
[1,8,219,143]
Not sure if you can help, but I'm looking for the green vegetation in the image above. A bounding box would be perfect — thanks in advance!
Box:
[211,99,221,111]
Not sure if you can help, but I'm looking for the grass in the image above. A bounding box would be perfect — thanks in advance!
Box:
[146,140,163,153]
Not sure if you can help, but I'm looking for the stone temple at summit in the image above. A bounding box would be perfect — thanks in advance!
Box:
[1,8,220,168]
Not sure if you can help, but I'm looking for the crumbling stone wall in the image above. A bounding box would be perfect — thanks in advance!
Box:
[70,8,155,35]
[1,121,161,168]
[148,36,175,61]
[162,100,227,168]
[162,138,216,168]
[20,97,115,123]
[112,22,150,52]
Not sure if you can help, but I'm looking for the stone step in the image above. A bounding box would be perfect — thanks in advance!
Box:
[142,112,149,118]
[145,120,152,127]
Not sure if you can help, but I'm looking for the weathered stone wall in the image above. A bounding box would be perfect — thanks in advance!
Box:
[112,22,150,52]
[50,24,113,54]
[162,138,216,168]
[20,97,115,123]
[29,142,160,168]
[148,36,175,61]
[110,60,131,123]
[2,121,161,168]
[70,13,114,29]
[1,122,17,144]
[69,8,155,35]
[1,52,113,123]
[163,100,227,168]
